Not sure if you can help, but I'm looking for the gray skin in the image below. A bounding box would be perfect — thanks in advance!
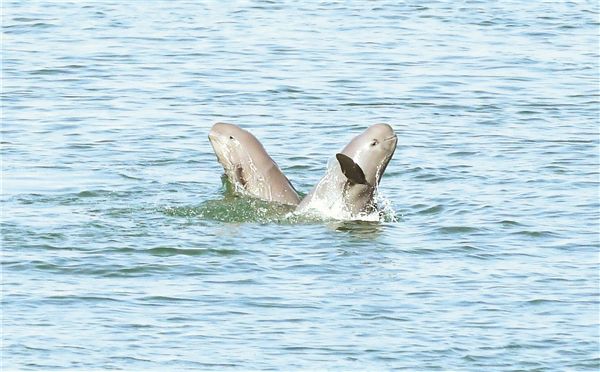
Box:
[208,122,301,205]
[296,123,397,218]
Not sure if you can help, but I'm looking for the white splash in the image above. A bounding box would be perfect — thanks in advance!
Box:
[294,158,382,221]
[294,155,399,222]
[376,189,399,223]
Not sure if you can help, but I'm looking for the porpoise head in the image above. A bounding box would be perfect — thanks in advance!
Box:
[340,123,397,186]
[208,122,267,171]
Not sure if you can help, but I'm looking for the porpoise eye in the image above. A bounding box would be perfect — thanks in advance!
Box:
[370,139,379,147]
[229,135,234,140]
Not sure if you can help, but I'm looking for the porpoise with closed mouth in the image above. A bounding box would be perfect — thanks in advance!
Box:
[208,122,301,205]
[296,123,397,218]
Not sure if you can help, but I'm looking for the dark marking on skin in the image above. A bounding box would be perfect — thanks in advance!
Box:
[235,166,246,187]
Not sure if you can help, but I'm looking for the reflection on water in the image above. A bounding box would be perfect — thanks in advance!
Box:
[328,220,385,239]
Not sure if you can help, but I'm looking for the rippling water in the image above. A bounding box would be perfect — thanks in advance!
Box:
[3,1,599,370]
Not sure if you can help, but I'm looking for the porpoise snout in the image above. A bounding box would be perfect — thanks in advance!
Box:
[208,123,224,139]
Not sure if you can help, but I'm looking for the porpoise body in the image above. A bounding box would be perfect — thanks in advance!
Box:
[296,123,397,218]
[208,122,301,205]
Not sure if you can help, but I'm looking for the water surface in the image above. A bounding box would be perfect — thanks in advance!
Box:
[2,1,599,370]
